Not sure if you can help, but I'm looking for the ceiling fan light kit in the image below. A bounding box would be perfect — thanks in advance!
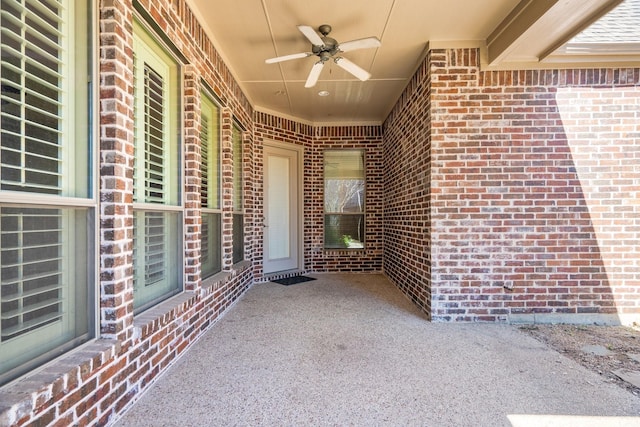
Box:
[266,24,381,88]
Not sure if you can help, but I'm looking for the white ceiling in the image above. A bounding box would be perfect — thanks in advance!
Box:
[185,0,632,125]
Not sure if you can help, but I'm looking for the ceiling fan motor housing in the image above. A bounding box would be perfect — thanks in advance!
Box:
[311,24,338,60]
[312,36,338,58]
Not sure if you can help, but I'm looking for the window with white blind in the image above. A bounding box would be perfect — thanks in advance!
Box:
[0,0,93,385]
[324,150,366,249]
[232,124,244,264]
[200,93,221,278]
[132,18,181,312]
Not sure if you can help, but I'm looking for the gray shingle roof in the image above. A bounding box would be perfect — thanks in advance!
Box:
[569,0,640,43]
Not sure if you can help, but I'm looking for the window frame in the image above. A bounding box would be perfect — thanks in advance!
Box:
[199,91,222,278]
[232,122,244,264]
[0,0,96,386]
[323,149,367,250]
[131,15,184,313]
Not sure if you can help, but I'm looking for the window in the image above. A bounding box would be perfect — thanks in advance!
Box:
[200,93,221,278]
[324,150,365,249]
[0,0,93,385]
[232,124,243,264]
[132,18,181,312]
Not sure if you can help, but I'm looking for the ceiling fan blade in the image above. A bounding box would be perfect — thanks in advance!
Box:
[338,37,381,53]
[265,52,311,64]
[334,57,371,81]
[305,61,324,88]
[298,25,324,47]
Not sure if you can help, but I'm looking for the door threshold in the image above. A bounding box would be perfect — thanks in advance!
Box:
[262,270,307,283]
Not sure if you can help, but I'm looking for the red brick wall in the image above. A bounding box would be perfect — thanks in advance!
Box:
[99,0,135,343]
[253,113,384,278]
[0,0,255,425]
[383,55,433,316]
[384,47,640,322]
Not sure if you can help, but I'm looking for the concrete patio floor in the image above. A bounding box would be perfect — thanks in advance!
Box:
[112,274,640,426]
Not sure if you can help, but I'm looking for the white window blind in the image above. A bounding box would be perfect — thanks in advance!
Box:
[142,211,166,284]
[143,64,166,203]
[200,100,221,209]
[232,125,242,212]
[232,124,243,264]
[1,0,64,195]
[132,19,178,206]
[200,112,211,268]
[1,208,63,341]
[200,94,221,277]
[200,114,210,205]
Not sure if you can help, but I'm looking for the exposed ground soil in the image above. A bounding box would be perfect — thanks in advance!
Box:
[520,324,640,397]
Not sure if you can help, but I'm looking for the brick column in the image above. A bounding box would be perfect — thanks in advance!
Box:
[241,129,254,263]
[221,108,234,269]
[99,0,135,341]
[183,66,202,291]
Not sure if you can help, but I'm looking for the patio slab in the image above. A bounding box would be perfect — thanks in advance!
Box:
[112,274,640,426]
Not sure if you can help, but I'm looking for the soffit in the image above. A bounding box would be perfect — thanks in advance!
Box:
[186,0,639,125]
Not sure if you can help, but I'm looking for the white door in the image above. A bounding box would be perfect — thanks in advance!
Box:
[263,143,302,274]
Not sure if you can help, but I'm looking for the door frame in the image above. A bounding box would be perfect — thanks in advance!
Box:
[262,140,304,274]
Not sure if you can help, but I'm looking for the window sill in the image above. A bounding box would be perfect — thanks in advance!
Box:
[0,339,119,423]
[133,292,196,337]
[201,271,231,289]
[232,260,252,272]
[133,259,252,339]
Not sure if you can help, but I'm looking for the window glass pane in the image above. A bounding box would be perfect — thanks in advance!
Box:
[324,150,365,213]
[200,95,220,210]
[132,19,179,206]
[143,64,166,202]
[132,210,181,312]
[232,124,243,263]
[200,93,221,277]
[1,206,90,384]
[232,125,242,212]
[232,213,244,264]
[323,150,366,249]
[324,214,365,249]
[201,212,221,278]
[1,0,89,198]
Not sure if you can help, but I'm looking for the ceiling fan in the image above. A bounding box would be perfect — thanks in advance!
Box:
[265,24,381,88]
